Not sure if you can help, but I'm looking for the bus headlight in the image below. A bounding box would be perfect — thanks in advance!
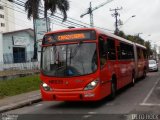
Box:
[84,79,99,90]
[42,82,52,91]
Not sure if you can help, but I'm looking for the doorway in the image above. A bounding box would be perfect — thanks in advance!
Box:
[13,47,26,63]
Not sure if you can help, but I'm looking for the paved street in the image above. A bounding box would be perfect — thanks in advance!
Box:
[3,69,160,120]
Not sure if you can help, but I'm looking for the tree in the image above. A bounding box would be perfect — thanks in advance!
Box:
[145,41,152,57]
[25,0,40,19]
[117,31,126,38]
[43,0,70,21]
[24,0,70,60]
[25,0,41,60]
[118,30,153,57]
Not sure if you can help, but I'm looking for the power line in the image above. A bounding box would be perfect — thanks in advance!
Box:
[15,0,86,28]
[1,0,81,28]
[2,0,113,32]
[16,0,90,27]
[80,0,114,27]
[15,0,113,31]
[0,3,32,24]
[0,1,70,28]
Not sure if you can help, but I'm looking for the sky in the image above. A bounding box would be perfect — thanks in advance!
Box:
[13,0,160,46]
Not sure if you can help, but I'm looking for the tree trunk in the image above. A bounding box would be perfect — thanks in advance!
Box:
[44,2,49,32]
[32,18,37,61]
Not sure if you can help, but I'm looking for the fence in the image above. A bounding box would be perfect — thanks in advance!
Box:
[3,52,34,64]
[0,61,40,71]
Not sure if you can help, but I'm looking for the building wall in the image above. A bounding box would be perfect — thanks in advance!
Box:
[3,31,34,63]
[0,1,6,32]
[0,33,3,64]
[0,0,15,32]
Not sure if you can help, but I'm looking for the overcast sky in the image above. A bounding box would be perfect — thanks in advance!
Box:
[14,0,160,46]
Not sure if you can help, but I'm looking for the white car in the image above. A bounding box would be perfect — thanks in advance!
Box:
[148,60,158,72]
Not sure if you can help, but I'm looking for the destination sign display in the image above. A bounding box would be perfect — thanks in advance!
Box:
[57,33,85,41]
[43,30,96,44]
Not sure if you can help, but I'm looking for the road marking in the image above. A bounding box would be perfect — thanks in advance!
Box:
[140,103,160,106]
[35,104,43,107]
[88,111,97,114]
[83,115,92,118]
[141,77,160,105]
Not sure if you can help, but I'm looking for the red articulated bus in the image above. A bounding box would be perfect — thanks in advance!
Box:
[40,28,148,101]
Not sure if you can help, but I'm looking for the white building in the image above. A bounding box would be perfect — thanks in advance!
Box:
[3,28,34,64]
[0,0,15,32]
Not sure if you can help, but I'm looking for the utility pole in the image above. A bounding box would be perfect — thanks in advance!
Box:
[89,2,94,27]
[110,7,122,35]
[80,0,114,27]
[80,2,94,27]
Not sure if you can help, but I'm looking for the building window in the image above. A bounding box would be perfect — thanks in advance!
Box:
[1,23,5,27]
[0,14,4,18]
[0,5,4,10]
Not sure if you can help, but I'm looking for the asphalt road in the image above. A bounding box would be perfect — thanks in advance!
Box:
[3,70,160,120]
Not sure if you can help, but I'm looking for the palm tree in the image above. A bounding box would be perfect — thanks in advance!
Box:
[24,0,41,60]
[24,0,70,21]
[43,0,70,21]
[25,0,40,20]
[24,0,70,60]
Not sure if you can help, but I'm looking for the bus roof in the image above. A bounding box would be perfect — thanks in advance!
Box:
[45,28,146,49]
[135,43,146,49]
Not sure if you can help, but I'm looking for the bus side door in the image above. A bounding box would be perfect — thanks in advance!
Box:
[99,36,111,97]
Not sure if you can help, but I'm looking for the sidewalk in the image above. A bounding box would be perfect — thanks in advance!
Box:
[0,90,41,113]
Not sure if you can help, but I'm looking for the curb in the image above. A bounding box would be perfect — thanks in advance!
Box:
[0,96,42,113]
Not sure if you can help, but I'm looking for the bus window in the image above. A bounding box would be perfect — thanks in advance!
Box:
[128,45,134,59]
[137,47,143,59]
[99,37,107,67]
[107,38,116,60]
[117,46,121,60]
[120,42,134,60]
[42,43,98,77]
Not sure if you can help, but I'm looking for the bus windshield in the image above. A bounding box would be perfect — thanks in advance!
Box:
[41,42,98,77]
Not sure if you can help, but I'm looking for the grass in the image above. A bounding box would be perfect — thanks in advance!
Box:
[0,75,40,99]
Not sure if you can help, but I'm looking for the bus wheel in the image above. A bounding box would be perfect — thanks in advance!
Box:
[110,81,116,100]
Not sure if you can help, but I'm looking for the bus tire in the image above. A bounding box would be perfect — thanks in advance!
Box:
[110,80,116,100]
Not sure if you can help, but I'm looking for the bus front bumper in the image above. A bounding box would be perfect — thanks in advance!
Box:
[40,87,102,101]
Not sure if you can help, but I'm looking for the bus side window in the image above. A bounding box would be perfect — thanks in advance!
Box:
[120,42,134,60]
[117,46,121,60]
[107,38,116,60]
[99,37,107,68]
[137,47,143,59]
